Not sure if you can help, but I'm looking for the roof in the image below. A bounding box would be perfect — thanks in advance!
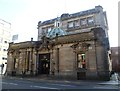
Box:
[39,7,100,26]
[8,31,95,50]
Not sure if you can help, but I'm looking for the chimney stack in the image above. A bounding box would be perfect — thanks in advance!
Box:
[31,38,33,41]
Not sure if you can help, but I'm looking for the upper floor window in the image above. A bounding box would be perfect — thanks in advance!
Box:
[3,49,7,51]
[42,28,47,34]
[42,30,46,36]
[47,27,52,33]
[55,21,60,28]
[2,57,7,60]
[57,22,60,27]
[74,20,79,27]
[42,26,54,35]
[87,16,94,26]
[80,18,87,26]
[4,41,7,43]
[68,21,74,28]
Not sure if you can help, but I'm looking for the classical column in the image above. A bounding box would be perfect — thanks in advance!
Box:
[35,49,39,75]
[50,49,55,75]
[30,48,33,75]
[7,51,13,75]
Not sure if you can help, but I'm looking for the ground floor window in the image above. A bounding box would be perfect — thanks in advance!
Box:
[77,53,86,69]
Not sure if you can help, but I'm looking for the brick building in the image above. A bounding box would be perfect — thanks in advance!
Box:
[7,5,111,80]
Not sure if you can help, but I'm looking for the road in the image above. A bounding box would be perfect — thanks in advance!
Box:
[1,77,120,91]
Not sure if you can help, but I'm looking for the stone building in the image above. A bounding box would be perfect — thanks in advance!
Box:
[7,5,111,80]
[111,47,120,72]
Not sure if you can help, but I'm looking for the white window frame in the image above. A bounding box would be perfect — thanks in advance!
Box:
[74,20,79,27]
[87,16,94,25]
[68,21,74,28]
[80,18,87,26]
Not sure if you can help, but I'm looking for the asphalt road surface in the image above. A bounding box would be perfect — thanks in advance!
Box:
[1,77,120,91]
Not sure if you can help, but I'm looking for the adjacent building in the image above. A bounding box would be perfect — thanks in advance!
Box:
[7,5,111,80]
[111,47,120,72]
[0,19,12,74]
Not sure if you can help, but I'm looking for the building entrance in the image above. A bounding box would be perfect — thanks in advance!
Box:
[38,53,50,74]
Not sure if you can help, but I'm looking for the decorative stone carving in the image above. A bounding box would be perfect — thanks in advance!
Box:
[71,43,91,53]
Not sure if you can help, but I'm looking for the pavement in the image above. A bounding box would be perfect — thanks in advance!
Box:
[1,75,120,91]
[2,75,120,86]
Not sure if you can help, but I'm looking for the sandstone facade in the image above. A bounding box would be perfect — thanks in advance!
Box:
[7,5,111,80]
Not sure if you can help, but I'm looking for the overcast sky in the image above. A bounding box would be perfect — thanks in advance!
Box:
[0,0,119,47]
